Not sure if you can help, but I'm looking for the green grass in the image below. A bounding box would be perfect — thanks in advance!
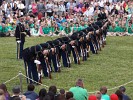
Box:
[0,36,133,98]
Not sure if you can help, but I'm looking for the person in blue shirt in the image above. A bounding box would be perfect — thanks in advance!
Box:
[119,86,131,100]
[23,84,38,100]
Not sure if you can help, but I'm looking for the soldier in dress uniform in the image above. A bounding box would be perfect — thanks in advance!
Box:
[59,37,71,67]
[69,33,80,64]
[39,43,51,79]
[15,16,26,59]
[22,45,40,84]
[46,41,61,72]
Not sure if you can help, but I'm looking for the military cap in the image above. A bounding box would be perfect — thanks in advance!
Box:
[61,37,71,44]
[94,21,103,28]
[35,45,42,52]
[70,34,78,40]
[86,27,94,32]
[53,39,62,47]
[46,41,54,48]
[40,43,50,50]
[79,31,86,37]
[82,28,88,33]
[92,24,99,30]
[56,38,63,43]
[30,46,36,54]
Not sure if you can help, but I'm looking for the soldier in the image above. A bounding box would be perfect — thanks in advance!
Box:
[59,37,71,67]
[47,41,61,72]
[69,34,80,64]
[15,16,26,59]
[39,43,52,79]
[22,45,40,84]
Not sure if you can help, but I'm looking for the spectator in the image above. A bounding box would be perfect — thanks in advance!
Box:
[69,79,88,100]
[0,89,6,100]
[95,91,102,100]
[65,91,73,100]
[111,5,118,15]
[37,0,45,13]
[43,95,51,100]
[115,90,123,100]
[36,88,47,100]
[12,3,18,15]
[60,89,65,94]
[46,91,55,100]
[45,1,54,17]
[110,94,118,100]
[59,89,65,100]
[0,84,10,100]
[119,86,131,100]
[49,85,57,95]
[10,85,26,100]
[17,0,25,15]
[100,86,110,100]
[58,1,66,16]
[23,84,38,100]
[88,95,97,100]
[31,1,38,15]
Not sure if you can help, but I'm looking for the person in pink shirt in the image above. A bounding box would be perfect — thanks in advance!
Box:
[74,5,82,13]
[32,1,38,15]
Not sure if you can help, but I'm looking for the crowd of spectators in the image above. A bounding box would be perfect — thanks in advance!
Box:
[0,79,131,100]
[0,0,133,37]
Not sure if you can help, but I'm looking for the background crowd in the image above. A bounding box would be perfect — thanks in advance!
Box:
[0,79,131,100]
[0,0,133,37]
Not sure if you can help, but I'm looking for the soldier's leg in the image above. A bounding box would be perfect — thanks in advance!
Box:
[31,61,39,83]
[61,50,68,67]
[51,54,58,72]
[19,42,24,59]
[27,61,33,83]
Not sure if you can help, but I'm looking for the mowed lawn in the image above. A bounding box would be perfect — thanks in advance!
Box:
[0,36,133,98]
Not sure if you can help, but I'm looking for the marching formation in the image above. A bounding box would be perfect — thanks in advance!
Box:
[20,17,109,84]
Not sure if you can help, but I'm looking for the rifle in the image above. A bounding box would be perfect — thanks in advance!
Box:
[34,50,42,84]
[74,45,80,64]
[45,56,52,79]
[17,41,20,59]
[70,40,80,64]
[55,48,61,72]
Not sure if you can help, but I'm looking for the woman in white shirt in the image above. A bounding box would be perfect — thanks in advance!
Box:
[17,0,25,15]
[53,2,59,15]
[58,1,66,16]
[45,1,54,17]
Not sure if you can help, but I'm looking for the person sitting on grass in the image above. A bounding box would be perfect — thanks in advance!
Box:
[100,86,110,100]
[110,94,118,100]
[69,79,88,100]
[119,86,131,100]
[36,88,47,100]
[115,89,123,100]
[10,85,26,100]
[0,84,10,100]
[65,91,73,100]
[0,89,6,100]
[23,84,38,100]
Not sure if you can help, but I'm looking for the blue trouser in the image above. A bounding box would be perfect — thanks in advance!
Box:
[82,49,87,61]
[51,54,58,72]
[94,36,99,50]
[77,42,81,56]
[61,50,70,67]
[17,42,24,59]
[40,59,48,77]
[88,41,95,54]
[26,61,38,84]
[82,42,87,61]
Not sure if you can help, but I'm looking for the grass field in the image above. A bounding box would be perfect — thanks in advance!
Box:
[0,36,133,98]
